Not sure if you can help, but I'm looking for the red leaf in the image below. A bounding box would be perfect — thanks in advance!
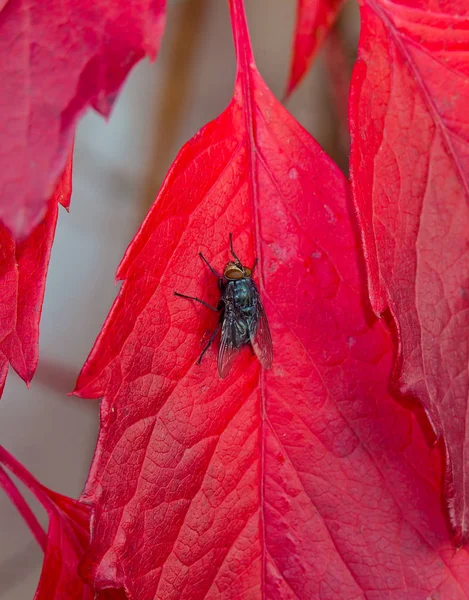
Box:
[0,0,166,239]
[0,154,72,386]
[349,0,469,543]
[76,0,469,597]
[286,0,344,97]
[0,355,8,396]
[36,493,93,600]
[0,446,94,600]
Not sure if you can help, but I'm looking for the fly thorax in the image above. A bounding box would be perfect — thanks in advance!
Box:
[234,283,250,307]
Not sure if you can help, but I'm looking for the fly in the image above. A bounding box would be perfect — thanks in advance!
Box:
[174,234,273,378]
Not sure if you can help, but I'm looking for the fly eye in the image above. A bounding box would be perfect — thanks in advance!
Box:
[225,267,244,280]
[243,268,252,277]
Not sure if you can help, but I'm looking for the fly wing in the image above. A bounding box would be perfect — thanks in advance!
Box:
[218,309,240,379]
[250,301,273,370]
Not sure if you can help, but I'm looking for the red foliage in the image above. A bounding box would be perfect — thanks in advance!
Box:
[0,154,72,388]
[0,0,468,597]
[0,446,93,600]
[350,0,469,543]
[0,0,166,239]
[72,1,469,597]
[286,0,344,96]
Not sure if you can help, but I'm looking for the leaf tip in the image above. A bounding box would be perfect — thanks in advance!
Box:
[71,370,104,400]
[69,383,89,400]
[284,73,299,101]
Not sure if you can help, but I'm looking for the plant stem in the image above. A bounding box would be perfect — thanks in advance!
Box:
[0,464,47,551]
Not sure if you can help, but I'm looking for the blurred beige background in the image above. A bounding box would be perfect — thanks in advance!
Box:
[0,0,357,597]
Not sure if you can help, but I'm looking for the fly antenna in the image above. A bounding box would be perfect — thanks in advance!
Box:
[251,258,258,275]
[229,233,241,264]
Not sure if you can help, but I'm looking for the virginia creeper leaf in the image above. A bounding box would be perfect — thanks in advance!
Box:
[0,0,166,239]
[0,154,72,388]
[0,355,8,396]
[0,446,94,600]
[349,0,469,543]
[286,0,344,96]
[75,0,469,597]
[35,491,92,600]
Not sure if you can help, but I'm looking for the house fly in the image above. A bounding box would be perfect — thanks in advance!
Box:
[174,234,273,378]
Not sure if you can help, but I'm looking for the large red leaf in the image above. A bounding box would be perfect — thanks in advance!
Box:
[286,0,344,96]
[75,0,469,597]
[349,0,469,544]
[0,154,72,387]
[0,446,94,600]
[0,0,166,239]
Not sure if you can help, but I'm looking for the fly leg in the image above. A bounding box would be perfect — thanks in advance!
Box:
[250,258,258,275]
[229,233,242,263]
[197,324,221,365]
[199,252,221,279]
[230,233,257,274]
[174,292,219,312]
